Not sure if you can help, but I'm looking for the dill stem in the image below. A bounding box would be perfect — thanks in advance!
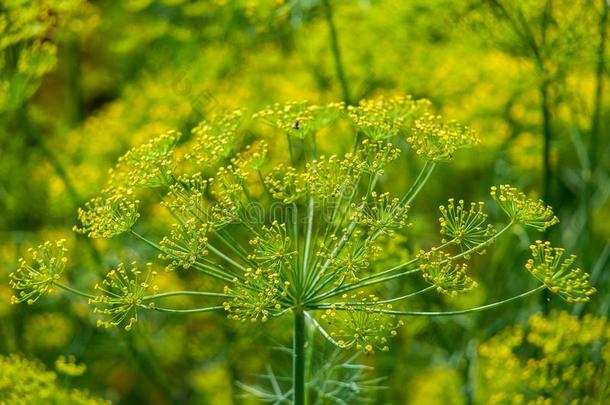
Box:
[146,305,224,314]
[293,309,306,405]
[54,281,95,300]
[142,291,232,301]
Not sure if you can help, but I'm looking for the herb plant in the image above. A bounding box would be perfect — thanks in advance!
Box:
[9,96,595,404]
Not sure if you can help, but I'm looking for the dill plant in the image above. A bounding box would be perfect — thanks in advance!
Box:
[9,96,595,404]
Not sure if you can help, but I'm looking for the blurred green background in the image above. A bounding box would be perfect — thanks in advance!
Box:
[1,0,609,403]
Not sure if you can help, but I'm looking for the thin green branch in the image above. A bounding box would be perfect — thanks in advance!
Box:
[143,291,232,301]
[145,305,224,314]
[327,285,546,317]
[54,281,95,300]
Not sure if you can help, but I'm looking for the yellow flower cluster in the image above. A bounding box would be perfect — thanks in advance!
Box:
[356,191,410,237]
[89,261,158,331]
[418,249,477,296]
[0,354,109,405]
[490,184,559,231]
[407,112,479,161]
[248,221,296,269]
[355,139,402,175]
[525,241,595,303]
[265,153,357,204]
[347,95,431,140]
[9,239,68,304]
[74,193,140,238]
[321,291,404,353]
[439,199,495,250]
[160,221,210,271]
[183,109,242,171]
[302,155,357,202]
[325,237,381,283]
[252,101,344,138]
[480,312,610,404]
[223,271,290,324]
[108,130,180,189]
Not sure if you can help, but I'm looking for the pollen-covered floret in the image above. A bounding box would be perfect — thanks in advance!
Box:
[89,262,158,331]
[439,199,496,251]
[418,249,477,296]
[74,192,140,238]
[490,185,559,231]
[407,112,478,161]
[347,95,431,140]
[9,240,68,305]
[320,291,403,353]
[525,241,595,302]
[108,130,180,189]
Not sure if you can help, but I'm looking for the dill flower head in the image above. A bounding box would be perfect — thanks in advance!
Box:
[347,95,431,140]
[407,112,479,161]
[264,164,307,203]
[321,292,404,353]
[252,101,343,138]
[525,241,595,302]
[89,261,158,331]
[248,221,296,269]
[439,199,495,250]
[74,192,140,238]
[326,238,380,283]
[490,184,559,230]
[418,249,477,296]
[223,272,290,324]
[9,240,68,305]
[185,109,242,169]
[356,192,410,237]
[303,155,357,202]
[108,130,180,189]
[355,139,402,175]
[160,220,209,271]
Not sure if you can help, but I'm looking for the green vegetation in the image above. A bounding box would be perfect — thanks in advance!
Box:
[1,1,608,404]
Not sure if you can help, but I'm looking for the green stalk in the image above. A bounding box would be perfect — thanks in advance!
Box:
[358,285,545,316]
[322,0,351,105]
[54,281,95,300]
[293,309,306,405]
[142,291,232,301]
